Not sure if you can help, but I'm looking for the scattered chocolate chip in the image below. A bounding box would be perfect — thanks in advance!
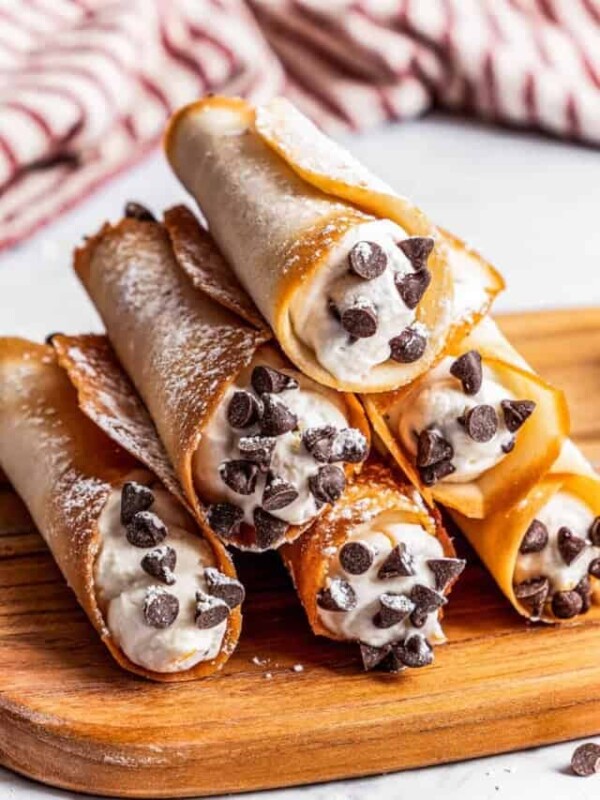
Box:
[389,326,427,363]
[253,507,289,549]
[329,428,369,464]
[376,648,406,673]
[378,543,415,579]
[395,269,432,309]
[348,240,388,280]
[121,481,154,524]
[410,584,446,626]
[317,577,357,612]
[260,395,298,437]
[416,429,453,468]
[263,475,299,511]
[124,201,156,222]
[450,350,482,395]
[571,742,600,777]
[359,642,396,672]
[251,365,298,395]
[303,425,336,462]
[501,437,516,454]
[227,390,262,429]
[207,503,243,539]
[501,399,536,432]
[514,576,550,618]
[589,517,600,546]
[426,558,466,592]
[557,527,587,566]
[238,435,276,470]
[396,633,434,668]
[460,404,498,443]
[204,567,245,609]
[552,589,583,619]
[398,237,434,271]
[576,576,592,613]
[308,465,346,505]
[220,460,259,496]
[339,541,374,575]
[195,591,230,629]
[126,511,167,548]
[374,593,415,628]
[143,587,179,628]
[141,546,176,586]
[340,301,378,339]
[419,460,456,486]
[519,519,549,554]
[589,558,600,579]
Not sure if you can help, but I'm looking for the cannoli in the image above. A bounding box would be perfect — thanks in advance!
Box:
[281,461,464,673]
[71,208,370,551]
[0,338,243,680]
[451,441,600,623]
[364,317,569,518]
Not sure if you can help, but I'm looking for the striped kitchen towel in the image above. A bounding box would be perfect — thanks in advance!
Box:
[1,0,599,251]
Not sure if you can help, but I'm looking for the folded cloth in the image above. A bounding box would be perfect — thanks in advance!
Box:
[1,0,599,250]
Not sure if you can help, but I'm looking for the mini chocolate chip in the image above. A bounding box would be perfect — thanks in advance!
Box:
[220,460,258,496]
[253,507,289,549]
[377,649,406,673]
[374,593,415,628]
[589,516,600,546]
[520,519,549,554]
[359,642,395,672]
[389,326,427,363]
[121,481,154,524]
[426,558,466,592]
[419,460,456,486]
[557,527,587,566]
[339,541,374,575]
[227,390,262,429]
[571,743,600,777]
[340,302,378,339]
[416,429,454,468]
[450,351,482,395]
[263,476,299,511]
[501,437,516,454]
[143,587,179,628]
[308,465,346,504]
[141,546,176,586]
[195,591,230,629]
[204,567,245,609]
[395,269,431,309]
[514,576,550,618]
[329,428,369,464]
[396,633,434,668]
[238,436,276,470]
[251,365,298,395]
[124,201,156,222]
[552,589,583,619]
[126,511,168,548]
[348,240,388,280]
[589,558,600,579]
[317,577,357,611]
[410,584,446,627]
[460,404,498,443]
[260,395,298,437]
[378,543,415,579]
[576,576,592,613]
[303,425,336,462]
[207,503,243,539]
[398,237,434,271]
[501,399,536,433]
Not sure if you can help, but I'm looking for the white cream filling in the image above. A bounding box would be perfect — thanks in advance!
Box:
[317,511,446,648]
[397,356,515,483]
[193,348,352,527]
[95,473,226,673]
[514,492,600,593]
[290,219,429,384]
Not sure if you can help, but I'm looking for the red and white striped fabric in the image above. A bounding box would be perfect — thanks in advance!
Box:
[1,0,599,252]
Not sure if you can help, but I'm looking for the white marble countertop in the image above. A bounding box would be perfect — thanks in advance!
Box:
[1,112,599,799]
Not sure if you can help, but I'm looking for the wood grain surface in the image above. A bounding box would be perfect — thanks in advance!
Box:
[1,309,599,798]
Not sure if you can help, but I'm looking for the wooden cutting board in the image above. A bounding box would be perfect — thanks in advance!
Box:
[1,309,600,799]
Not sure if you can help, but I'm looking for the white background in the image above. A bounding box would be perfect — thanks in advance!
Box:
[0,113,599,799]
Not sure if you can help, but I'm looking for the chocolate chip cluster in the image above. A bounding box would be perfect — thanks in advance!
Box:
[329,236,434,363]
[207,365,368,549]
[415,349,536,486]
[514,515,600,620]
[119,481,244,631]
[316,538,464,673]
